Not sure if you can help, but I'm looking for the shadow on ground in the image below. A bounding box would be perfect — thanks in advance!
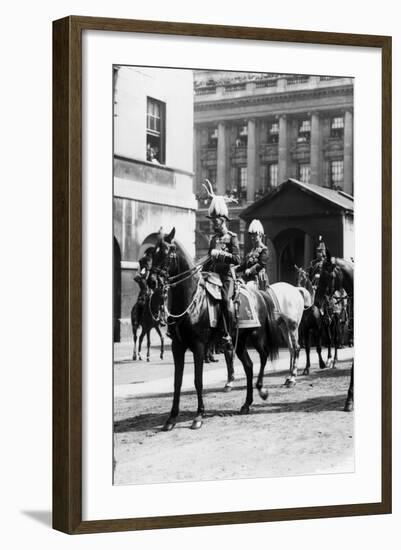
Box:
[114,392,348,434]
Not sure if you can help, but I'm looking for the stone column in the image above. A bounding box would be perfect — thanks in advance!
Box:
[310,112,320,186]
[343,110,353,195]
[278,115,288,184]
[217,121,227,195]
[247,118,256,202]
[193,127,202,194]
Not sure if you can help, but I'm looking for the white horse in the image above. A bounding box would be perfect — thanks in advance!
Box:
[269,282,311,387]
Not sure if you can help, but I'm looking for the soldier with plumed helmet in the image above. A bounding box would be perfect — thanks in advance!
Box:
[308,235,327,282]
[202,180,240,346]
[237,219,269,290]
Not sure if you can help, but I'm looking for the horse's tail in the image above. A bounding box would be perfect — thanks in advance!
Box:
[297,287,312,309]
[260,292,281,361]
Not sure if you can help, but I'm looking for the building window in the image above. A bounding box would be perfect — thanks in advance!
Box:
[208,127,218,148]
[268,163,278,187]
[297,119,311,143]
[330,160,344,188]
[237,166,248,201]
[206,167,217,186]
[330,116,344,138]
[267,122,279,144]
[298,163,311,184]
[235,125,248,147]
[146,97,165,164]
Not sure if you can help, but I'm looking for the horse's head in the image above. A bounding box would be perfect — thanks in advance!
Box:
[152,227,177,281]
[314,249,340,306]
[294,265,307,287]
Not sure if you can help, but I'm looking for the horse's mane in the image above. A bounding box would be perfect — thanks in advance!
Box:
[171,241,195,275]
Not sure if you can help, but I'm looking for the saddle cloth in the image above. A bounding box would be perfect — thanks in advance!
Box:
[235,285,261,329]
[265,286,281,316]
[201,273,260,329]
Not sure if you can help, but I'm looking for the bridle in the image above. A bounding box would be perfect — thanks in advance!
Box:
[152,242,208,320]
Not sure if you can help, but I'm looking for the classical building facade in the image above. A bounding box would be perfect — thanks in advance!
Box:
[114,66,196,341]
[193,71,354,278]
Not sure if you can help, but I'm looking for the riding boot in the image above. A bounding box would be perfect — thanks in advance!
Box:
[220,302,233,349]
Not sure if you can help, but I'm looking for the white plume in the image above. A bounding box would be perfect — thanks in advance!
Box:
[208,196,229,218]
[248,219,264,234]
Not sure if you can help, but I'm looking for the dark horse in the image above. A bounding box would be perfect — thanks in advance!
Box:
[131,283,165,362]
[295,265,330,373]
[152,228,282,430]
[315,252,354,411]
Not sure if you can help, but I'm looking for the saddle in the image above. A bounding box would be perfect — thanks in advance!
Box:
[201,272,223,301]
[200,274,261,329]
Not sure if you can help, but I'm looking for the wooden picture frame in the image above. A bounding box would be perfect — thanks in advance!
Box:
[53,15,392,534]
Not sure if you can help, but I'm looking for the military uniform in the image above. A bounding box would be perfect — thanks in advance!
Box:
[238,243,269,290]
[308,257,324,281]
[133,253,153,323]
[308,237,327,283]
[204,230,240,301]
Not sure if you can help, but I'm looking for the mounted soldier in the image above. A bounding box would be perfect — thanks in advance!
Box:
[237,219,269,290]
[133,247,166,326]
[308,235,327,285]
[202,180,240,348]
[133,247,154,324]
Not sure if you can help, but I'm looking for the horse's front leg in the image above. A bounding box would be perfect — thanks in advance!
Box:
[146,330,151,362]
[132,327,138,361]
[155,325,164,360]
[191,344,206,430]
[344,360,354,412]
[253,333,269,400]
[223,346,235,392]
[236,336,253,414]
[316,321,327,370]
[138,327,145,361]
[332,316,339,368]
[302,329,311,375]
[325,323,333,368]
[162,341,186,431]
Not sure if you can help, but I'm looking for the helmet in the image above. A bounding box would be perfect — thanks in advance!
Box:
[316,235,326,254]
[203,179,232,221]
[248,219,264,235]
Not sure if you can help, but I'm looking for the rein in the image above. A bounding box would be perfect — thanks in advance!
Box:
[164,278,202,319]
[148,292,162,323]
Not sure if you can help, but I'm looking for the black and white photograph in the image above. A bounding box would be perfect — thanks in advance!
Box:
[112,66,355,486]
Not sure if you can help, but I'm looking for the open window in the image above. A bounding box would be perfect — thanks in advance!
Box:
[297,119,311,143]
[146,97,166,164]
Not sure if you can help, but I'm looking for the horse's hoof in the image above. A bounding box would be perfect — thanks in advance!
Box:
[302,369,309,376]
[319,363,327,370]
[190,419,203,430]
[258,388,268,401]
[160,354,164,360]
[147,358,150,362]
[284,378,296,388]
[162,420,176,432]
[240,405,250,415]
[224,384,233,392]
[344,401,353,412]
